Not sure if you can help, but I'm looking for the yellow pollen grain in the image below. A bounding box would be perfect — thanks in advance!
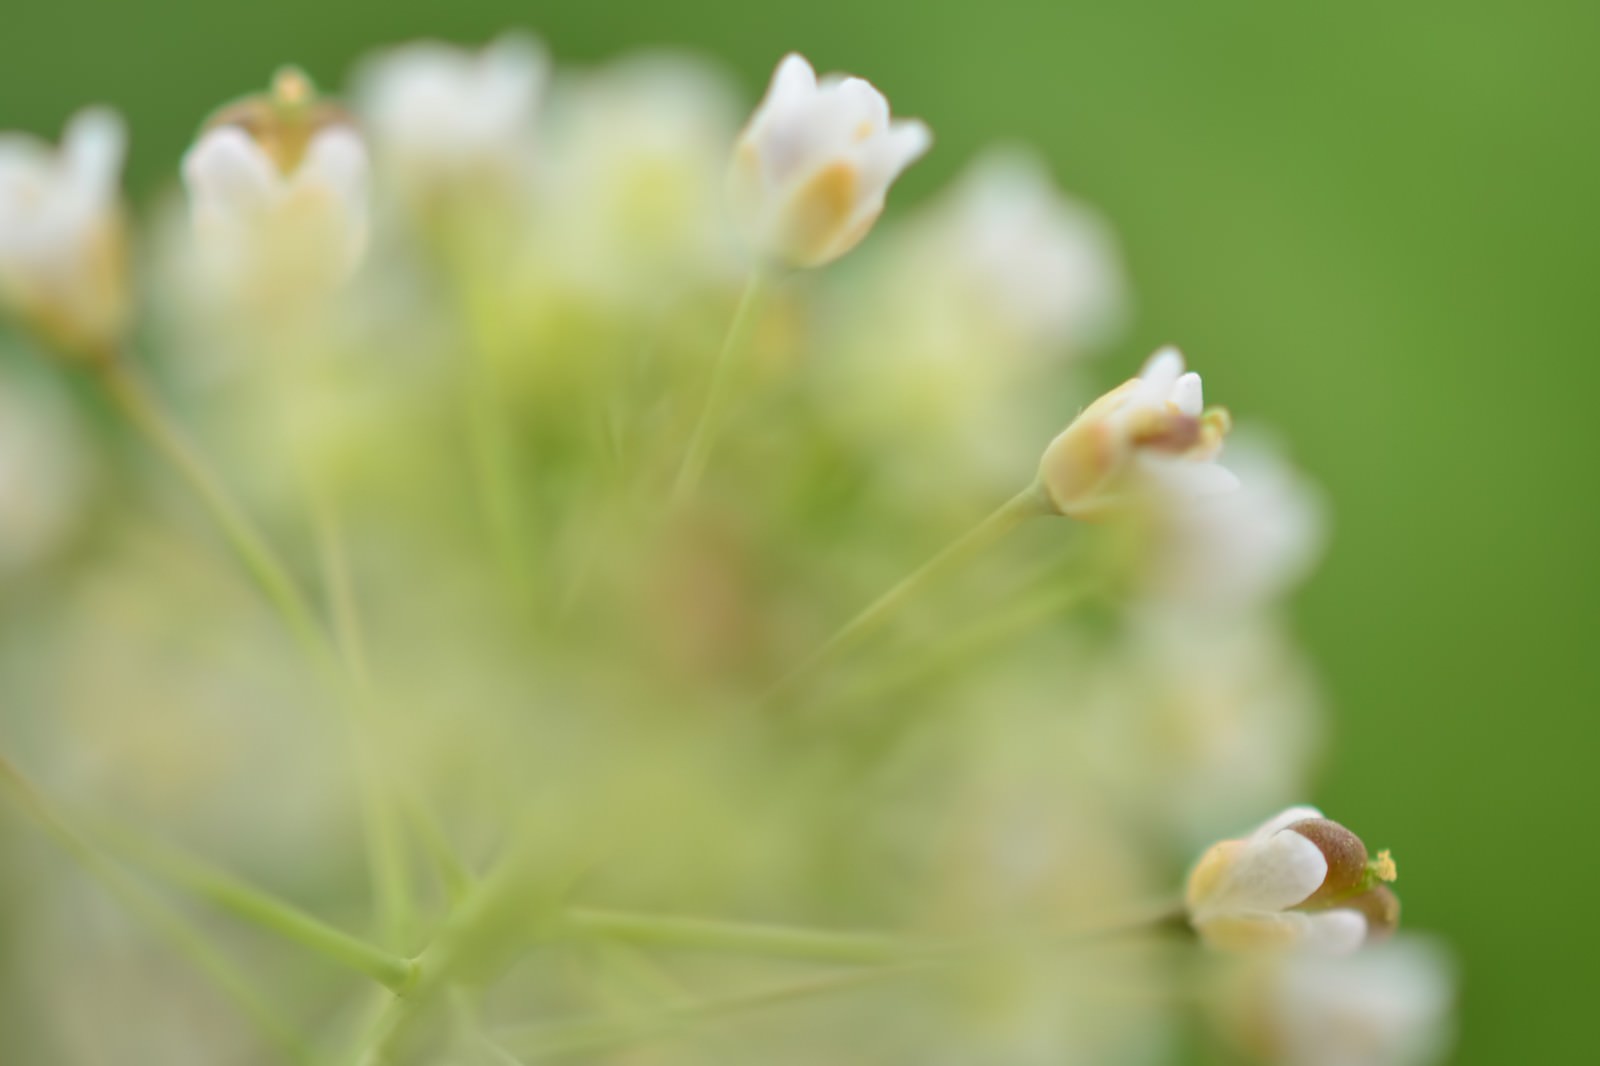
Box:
[272,68,314,107]
[1373,849,1398,882]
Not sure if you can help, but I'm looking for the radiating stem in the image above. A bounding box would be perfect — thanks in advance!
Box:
[766,482,1054,702]
[670,269,769,504]
[501,964,926,1060]
[97,823,418,992]
[97,359,334,673]
[302,477,413,950]
[565,907,905,964]
[102,352,411,952]
[0,754,319,1065]
[508,900,1188,1060]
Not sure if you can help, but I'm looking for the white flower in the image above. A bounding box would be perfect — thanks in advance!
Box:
[914,148,1126,350]
[1253,937,1456,1066]
[730,53,930,268]
[181,69,370,295]
[535,52,744,301]
[1081,620,1322,848]
[1142,432,1326,611]
[1186,806,1399,955]
[1037,347,1236,520]
[355,34,547,207]
[0,108,128,357]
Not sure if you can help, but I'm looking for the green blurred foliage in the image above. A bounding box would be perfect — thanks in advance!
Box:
[4,1,1595,1061]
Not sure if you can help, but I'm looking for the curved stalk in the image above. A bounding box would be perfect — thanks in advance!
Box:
[765,482,1054,703]
[671,269,769,504]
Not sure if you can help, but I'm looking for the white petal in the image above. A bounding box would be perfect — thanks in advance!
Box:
[183,127,280,212]
[295,128,369,204]
[833,76,890,134]
[1140,346,1186,391]
[1298,908,1369,955]
[1172,371,1204,416]
[1201,825,1327,917]
[61,108,126,193]
[766,53,817,107]
[1253,805,1325,840]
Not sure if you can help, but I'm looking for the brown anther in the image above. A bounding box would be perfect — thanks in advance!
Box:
[203,69,353,176]
[1288,818,1370,906]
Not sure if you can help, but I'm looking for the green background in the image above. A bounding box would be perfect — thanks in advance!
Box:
[5,1,1594,1061]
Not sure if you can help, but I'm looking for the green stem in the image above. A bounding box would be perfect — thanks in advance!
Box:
[0,754,320,1065]
[354,840,573,1066]
[766,482,1053,702]
[303,483,413,950]
[98,358,335,673]
[97,824,417,992]
[103,353,411,954]
[670,269,769,504]
[507,900,1188,1060]
[451,248,536,605]
[501,964,925,1060]
[823,579,1100,716]
[564,907,905,965]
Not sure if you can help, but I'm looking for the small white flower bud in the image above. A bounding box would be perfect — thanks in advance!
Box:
[1037,346,1235,520]
[1186,806,1401,955]
[730,53,930,269]
[354,34,547,212]
[0,108,129,359]
[182,68,370,294]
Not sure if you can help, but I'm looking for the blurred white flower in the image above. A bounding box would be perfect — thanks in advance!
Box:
[535,52,744,301]
[1081,620,1321,848]
[355,34,547,211]
[1243,937,1456,1066]
[0,108,128,357]
[912,148,1126,351]
[731,52,930,268]
[1186,806,1399,954]
[0,366,90,572]
[1142,431,1326,612]
[1037,346,1235,520]
[182,69,370,296]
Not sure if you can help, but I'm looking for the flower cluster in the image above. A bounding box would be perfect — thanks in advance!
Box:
[0,34,1451,1066]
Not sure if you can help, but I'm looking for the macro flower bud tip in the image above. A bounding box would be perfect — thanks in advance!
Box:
[182,67,370,289]
[1186,806,1402,955]
[1037,347,1236,521]
[730,53,930,269]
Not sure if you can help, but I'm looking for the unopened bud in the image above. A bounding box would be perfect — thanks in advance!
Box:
[731,53,930,269]
[1186,806,1403,956]
[1037,347,1236,521]
[182,67,371,294]
[0,109,129,360]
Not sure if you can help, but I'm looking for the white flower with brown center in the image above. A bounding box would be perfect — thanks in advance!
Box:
[1037,346,1236,520]
[182,68,370,294]
[1186,805,1401,955]
[0,108,128,358]
[730,53,930,268]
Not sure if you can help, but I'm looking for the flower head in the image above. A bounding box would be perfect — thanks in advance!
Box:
[730,53,930,268]
[1186,806,1401,955]
[355,34,547,210]
[1233,937,1456,1066]
[182,68,370,293]
[0,108,129,358]
[1037,346,1235,520]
